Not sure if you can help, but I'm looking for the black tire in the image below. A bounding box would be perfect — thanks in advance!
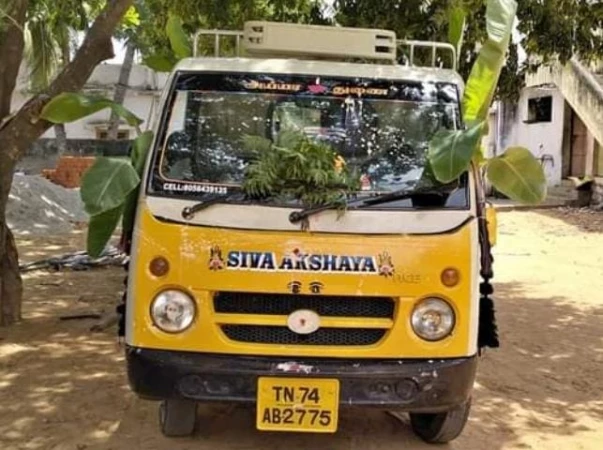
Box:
[159,399,197,437]
[409,399,471,444]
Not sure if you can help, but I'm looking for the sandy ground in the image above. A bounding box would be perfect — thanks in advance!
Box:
[1,209,603,450]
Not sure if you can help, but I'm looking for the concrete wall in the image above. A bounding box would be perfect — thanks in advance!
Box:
[56,92,160,139]
[10,63,167,140]
[16,139,131,175]
[595,140,603,177]
[11,90,161,140]
[526,59,603,147]
[86,64,169,90]
[491,88,566,186]
[515,88,565,186]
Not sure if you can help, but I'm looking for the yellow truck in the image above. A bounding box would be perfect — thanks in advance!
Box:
[124,21,498,443]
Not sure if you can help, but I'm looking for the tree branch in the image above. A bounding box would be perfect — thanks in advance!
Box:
[0,0,28,123]
[0,0,135,162]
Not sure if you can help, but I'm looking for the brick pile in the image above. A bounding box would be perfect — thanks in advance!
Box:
[42,156,97,188]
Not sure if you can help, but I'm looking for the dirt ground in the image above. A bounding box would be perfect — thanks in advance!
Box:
[1,208,603,450]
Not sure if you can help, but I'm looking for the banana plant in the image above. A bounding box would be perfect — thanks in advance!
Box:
[143,14,192,72]
[38,15,190,256]
[40,1,546,257]
[447,4,466,60]
[40,93,154,257]
[428,0,546,204]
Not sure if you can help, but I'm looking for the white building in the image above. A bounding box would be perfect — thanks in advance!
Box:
[12,53,603,207]
[485,58,603,206]
[12,62,169,141]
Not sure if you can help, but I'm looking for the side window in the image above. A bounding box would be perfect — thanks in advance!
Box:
[526,96,553,123]
[162,91,192,180]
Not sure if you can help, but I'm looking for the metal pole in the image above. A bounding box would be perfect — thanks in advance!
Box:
[193,32,199,57]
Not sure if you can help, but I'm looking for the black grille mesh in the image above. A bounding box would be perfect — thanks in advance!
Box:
[221,325,386,346]
[214,292,395,318]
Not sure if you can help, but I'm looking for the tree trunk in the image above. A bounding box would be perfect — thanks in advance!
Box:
[0,1,27,327]
[0,0,135,327]
[53,34,71,155]
[0,147,21,326]
[0,221,22,326]
[107,42,136,140]
[54,123,68,155]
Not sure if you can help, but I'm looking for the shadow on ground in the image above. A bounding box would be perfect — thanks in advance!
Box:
[1,236,602,449]
[0,235,126,450]
[468,282,603,449]
[98,282,603,450]
[535,208,603,234]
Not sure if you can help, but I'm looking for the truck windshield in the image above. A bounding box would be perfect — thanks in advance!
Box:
[148,72,466,208]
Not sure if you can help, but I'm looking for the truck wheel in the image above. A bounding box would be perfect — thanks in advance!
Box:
[409,399,471,444]
[159,399,197,437]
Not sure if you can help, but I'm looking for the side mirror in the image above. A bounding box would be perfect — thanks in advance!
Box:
[485,203,497,247]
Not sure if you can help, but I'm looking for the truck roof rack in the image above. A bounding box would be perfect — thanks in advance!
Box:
[192,21,457,71]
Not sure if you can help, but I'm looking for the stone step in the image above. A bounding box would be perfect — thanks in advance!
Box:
[491,198,566,211]
[546,196,575,205]
[559,179,577,188]
[547,188,578,200]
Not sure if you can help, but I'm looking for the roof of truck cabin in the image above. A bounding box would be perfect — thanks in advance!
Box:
[172,57,465,90]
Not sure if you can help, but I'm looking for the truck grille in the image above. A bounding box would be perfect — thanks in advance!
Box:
[221,325,386,346]
[214,292,394,347]
[214,292,395,318]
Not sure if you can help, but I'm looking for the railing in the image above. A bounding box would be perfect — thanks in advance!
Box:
[398,40,457,71]
[570,58,603,100]
[193,30,244,57]
[562,58,603,145]
[191,28,458,71]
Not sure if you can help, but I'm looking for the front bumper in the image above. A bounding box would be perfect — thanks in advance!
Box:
[126,346,477,413]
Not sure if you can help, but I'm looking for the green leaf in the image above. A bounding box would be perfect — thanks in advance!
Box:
[121,186,139,236]
[277,130,304,149]
[485,0,517,45]
[109,102,143,128]
[41,93,143,127]
[473,145,488,166]
[143,54,176,72]
[119,131,153,235]
[241,131,358,209]
[486,147,547,205]
[166,14,191,59]
[81,157,141,216]
[131,130,154,175]
[448,5,466,59]
[428,121,486,183]
[242,134,272,153]
[121,6,140,28]
[462,0,517,125]
[87,205,124,258]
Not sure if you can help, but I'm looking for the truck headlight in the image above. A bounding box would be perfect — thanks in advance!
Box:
[150,290,196,333]
[411,298,455,341]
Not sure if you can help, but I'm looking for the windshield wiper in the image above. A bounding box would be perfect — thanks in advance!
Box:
[289,184,458,224]
[357,183,457,208]
[288,195,356,225]
[181,192,246,220]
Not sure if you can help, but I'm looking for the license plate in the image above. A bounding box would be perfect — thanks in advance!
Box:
[256,377,340,433]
